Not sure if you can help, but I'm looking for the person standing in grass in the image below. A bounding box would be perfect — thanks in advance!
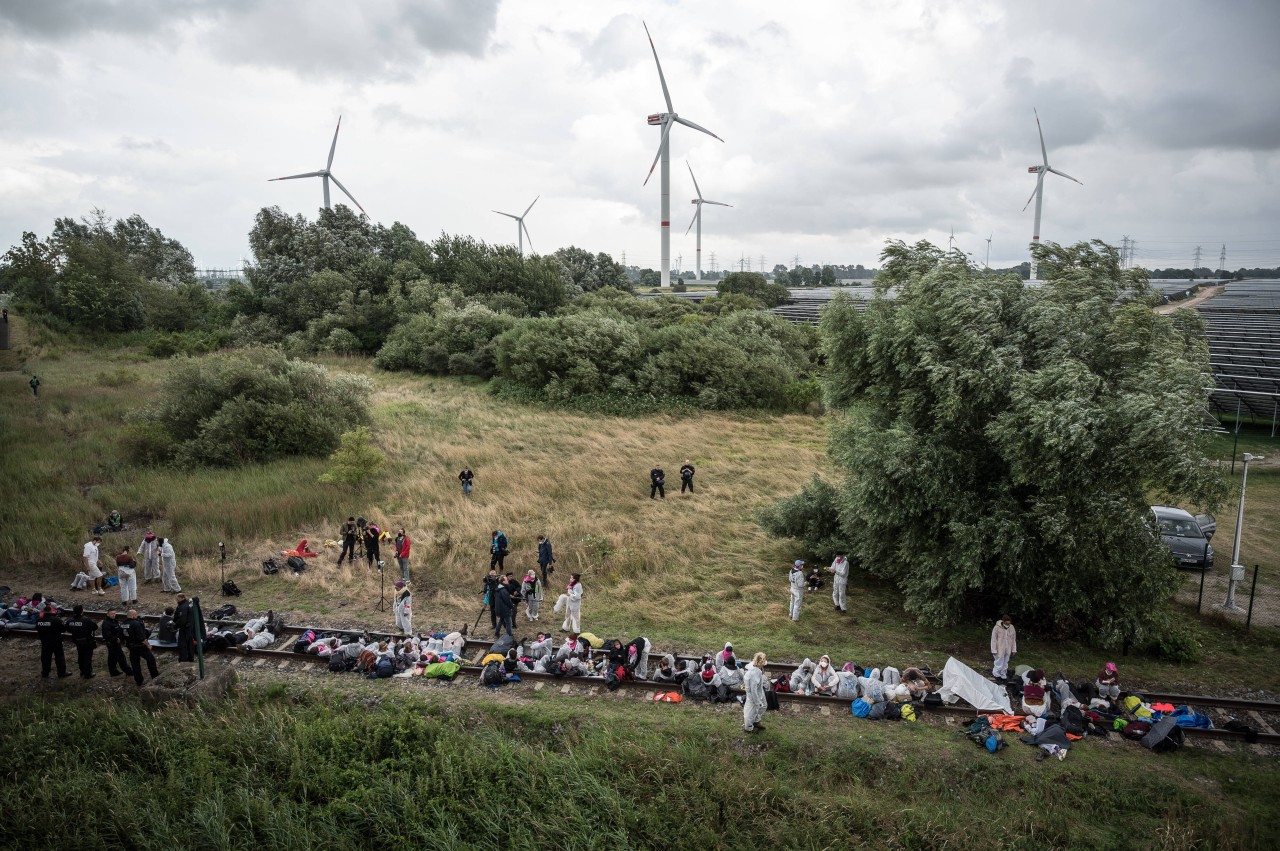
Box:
[394,528,411,583]
[65,604,98,679]
[159,537,181,593]
[124,609,159,685]
[990,614,1016,682]
[537,534,555,585]
[679,460,695,493]
[337,517,358,566]
[36,603,71,679]
[174,594,194,662]
[562,573,583,633]
[459,467,474,496]
[827,553,849,614]
[650,464,666,499]
[82,535,105,596]
[29,374,40,397]
[115,546,138,605]
[137,532,160,584]
[490,530,508,570]
[522,569,542,621]
[393,581,412,636]
[788,560,805,621]
[743,651,768,733]
[363,522,382,569]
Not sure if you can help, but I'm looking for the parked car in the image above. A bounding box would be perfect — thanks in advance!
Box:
[1149,506,1215,570]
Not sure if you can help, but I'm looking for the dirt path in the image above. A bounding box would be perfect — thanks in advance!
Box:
[1156,284,1224,314]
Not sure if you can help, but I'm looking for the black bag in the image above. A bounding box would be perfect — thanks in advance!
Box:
[490,634,515,658]
[1061,704,1085,737]
[287,556,306,574]
[209,604,237,620]
[922,692,943,708]
[764,689,780,712]
[1223,719,1259,744]
[221,580,242,597]
[605,670,621,691]
[481,660,504,687]
[262,558,280,575]
[328,654,354,673]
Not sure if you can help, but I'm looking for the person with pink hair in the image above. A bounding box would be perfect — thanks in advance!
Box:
[1096,662,1121,701]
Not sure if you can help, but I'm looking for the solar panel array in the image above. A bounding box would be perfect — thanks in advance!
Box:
[1198,280,1280,423]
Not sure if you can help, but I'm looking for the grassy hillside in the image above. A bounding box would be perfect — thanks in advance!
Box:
[2,345,1278,693]
[1,682,1276,850]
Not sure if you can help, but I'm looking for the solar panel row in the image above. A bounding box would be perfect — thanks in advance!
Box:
[1199,280,1280,424]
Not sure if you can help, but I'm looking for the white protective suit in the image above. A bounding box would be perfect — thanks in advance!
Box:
[829,556,849,612]
[160,540,181,592]
[393,590,412,636]
[788,567,805,621]
[137,538,160,582]
[743,663,767,732]
[810,658,839,695]
[562,582,583,633]
[789,658,815,695]
[990,619,1017,680]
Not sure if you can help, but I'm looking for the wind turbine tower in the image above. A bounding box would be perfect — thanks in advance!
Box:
[984,233,993,268]
[684,161,732,281]
[270,116,366,215]
[643,22,723,289]
[1023,109,1081,281]
[493,196,539,257]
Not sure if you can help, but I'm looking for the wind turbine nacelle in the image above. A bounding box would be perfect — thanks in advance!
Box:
[647,113,665,125]
[1027,165,1044,173]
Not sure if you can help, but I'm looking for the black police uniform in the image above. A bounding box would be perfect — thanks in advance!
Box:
[65,614,100,678]
[101,615,134,677]
[124,617,159,685]
[36,611,70,678]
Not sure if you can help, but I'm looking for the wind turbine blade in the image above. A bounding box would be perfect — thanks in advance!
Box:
[685,204,699,236]
[644,119,675,186]
[1021,180,1041,213]
[1034,108,1048,167]
[327,116,342,170]
[643,21,674,114]
[522,195,539,218]
[686,160,703,200]
[521,221,534,254]
[493,210,520,220]
[673,115,723,142]
[328,174,366,215]
[1047,167,1083,186]
[270,171,325,181]
[702,199,731,207]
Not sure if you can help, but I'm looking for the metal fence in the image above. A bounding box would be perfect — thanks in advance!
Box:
[1184,563,1276,629]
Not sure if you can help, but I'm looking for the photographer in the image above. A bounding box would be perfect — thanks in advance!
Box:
[493,581,515,639]
[482,568,502,633]
[337,517,358,566]
[363,521,382,569]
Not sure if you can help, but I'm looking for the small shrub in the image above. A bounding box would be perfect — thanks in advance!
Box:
[1147,623,1203,664]
[756,474,848,562]
[95,367,139,388]
[784,378,824,413]
[319,426,385,486]
[121,421,172,465]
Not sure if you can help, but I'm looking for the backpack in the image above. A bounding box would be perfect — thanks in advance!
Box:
[922,692,943,708]
[765,689,780,712]
[1061,705,1085,736]
[605,670,622,691]
[850,698,871,718]
[262,558,280,575]
[328,654,354,673]
[221,580,242,597]
[1122,720,1152,740]
[482,660,504,687]
[287,556,306,574]
[900,704,917,722]
[209,604,236,620]
[772,675,791,693]
[867,700,890,721]
[375,657,394,679]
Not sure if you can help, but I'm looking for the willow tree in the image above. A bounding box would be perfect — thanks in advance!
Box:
[779,240,1223,644]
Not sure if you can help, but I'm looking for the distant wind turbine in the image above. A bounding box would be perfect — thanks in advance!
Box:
[684,162,731,281]
[1023,109,1081,280]
[984,233,993,268]
[269,116,366,216]
[493,196,539,257]
[643,22,723,288]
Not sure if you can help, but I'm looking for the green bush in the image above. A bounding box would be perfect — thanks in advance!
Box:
[374,303,516,378]
[135,348,372,468]
[94,367,139,387]
[319,426,385,486]
[494,311,644,401]
[755,474,848,562]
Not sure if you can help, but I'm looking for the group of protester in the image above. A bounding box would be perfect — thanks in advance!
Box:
[788,554,850,620]
[480,561,582,639]
[72,532,180,601]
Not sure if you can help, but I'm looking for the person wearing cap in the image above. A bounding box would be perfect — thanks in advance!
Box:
[101,609,133,678]
[106,509,125,532]
[743,651,768,733]
[138,533,161,584]
[990,614,1017,683]
[679,460,695,494]
[393,581,413,636]
[65,604,99,679]
[82,534,105,595]
[1096,662,1120,702]
[36,603,72,679]
[827,553,849,614]
[649,464,665,499]
[788,560,806,621]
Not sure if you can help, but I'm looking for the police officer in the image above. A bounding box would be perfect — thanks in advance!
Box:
[65,603,100,679]
[175,594,194,662]
[36,603,72,679]
[124,609,159,686]
[101,609,133,678]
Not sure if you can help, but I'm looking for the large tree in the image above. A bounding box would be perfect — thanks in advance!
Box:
[767,239,1223,645]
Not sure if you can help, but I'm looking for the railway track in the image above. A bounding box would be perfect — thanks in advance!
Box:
[7,609,1277,745]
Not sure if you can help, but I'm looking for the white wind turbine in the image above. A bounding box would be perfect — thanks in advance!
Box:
[642,22,723,289]
[684,162,731,281]
[493,196,539,257]
[270,116,366,216]
[1023,109,1081,281]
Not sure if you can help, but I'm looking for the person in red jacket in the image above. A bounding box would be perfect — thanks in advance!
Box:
[394,528,411,583]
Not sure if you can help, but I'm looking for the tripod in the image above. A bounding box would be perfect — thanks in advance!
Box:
[472,603,491,636]
[374,564,388,612]
[219,542,226,587]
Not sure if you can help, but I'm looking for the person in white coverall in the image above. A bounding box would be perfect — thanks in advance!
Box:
[827,553,849,613]
[160,537,181,593]
[137,533,161,583]
[393,581,412,636]
[562,574,583,633]
[990,614,1017,681]
[743,652,768,733]
[788,560,806,621]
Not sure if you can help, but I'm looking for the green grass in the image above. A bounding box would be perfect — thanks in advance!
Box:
[1,683,1275,850]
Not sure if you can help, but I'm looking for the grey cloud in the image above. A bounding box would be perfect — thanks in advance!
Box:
[117,136,173,153]
[0,0,253,40]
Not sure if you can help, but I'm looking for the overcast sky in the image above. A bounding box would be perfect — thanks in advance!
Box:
[2,0,1279,274]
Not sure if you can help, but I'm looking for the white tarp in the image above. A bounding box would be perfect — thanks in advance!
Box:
[937,656,1014,714]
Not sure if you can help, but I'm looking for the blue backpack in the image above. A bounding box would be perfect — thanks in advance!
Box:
[851,698,871,718]
[375,657,394,679]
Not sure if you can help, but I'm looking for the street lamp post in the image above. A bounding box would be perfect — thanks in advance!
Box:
[1222,452,1264,612]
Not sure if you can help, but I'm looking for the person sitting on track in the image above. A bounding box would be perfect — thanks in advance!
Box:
[717,652,745,693]
[810,655,839,696]
[901,667,932,700]
[789,658,816,696]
